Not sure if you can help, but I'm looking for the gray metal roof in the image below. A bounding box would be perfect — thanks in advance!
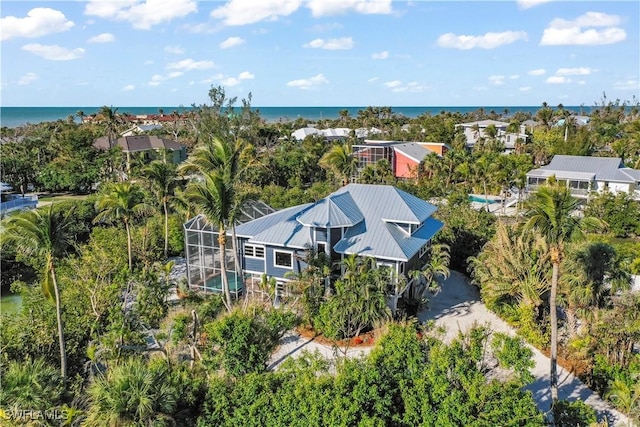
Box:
[527,155,638,183]
[297,192,364,227]
[392,142,432,163]
[233,184,441,260]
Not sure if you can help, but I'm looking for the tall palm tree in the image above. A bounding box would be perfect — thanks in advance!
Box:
[98,105,121,150]
[179,136,253,310]
[94,182,153,271]
[319,142,359,186]
[523,184,602,403]
[185,171,235,310]
[1,204,75,378]
[142,161,179,259]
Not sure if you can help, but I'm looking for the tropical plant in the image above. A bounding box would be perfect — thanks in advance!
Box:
[94,181,153,271]
[523,184,603,403]
[405,243,451,316]
[84,358,178,426]
[141,160,179,258]
[319,142,358,186]
[1,204,75,378]
[0,358,65,414]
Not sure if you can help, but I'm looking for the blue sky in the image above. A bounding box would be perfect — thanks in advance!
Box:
[1,0,638,107]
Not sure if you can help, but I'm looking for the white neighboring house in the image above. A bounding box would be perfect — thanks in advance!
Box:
[120,124,163,137]
[526,155,640,200]
[456,119,527,153]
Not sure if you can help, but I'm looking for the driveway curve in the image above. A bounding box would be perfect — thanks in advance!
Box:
[418,270,631,426]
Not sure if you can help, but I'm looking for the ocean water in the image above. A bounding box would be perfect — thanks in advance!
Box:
[0,105,591,129]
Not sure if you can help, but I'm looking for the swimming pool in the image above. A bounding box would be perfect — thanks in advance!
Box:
[468,195,500,204]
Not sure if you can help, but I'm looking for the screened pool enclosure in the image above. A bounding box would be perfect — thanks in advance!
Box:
[183,200,276,296]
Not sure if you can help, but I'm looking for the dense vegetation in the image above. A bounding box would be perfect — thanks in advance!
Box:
[1,88,640,424]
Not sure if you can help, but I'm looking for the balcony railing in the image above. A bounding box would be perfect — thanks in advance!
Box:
[0,195,38,214]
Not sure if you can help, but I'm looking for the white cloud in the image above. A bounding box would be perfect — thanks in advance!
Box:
[368,77,379,82]
[210,0,301,26]
[166,59,215,71]
[238,71,254,80]
[517,0,553,9]
[87,33,115,43]
[528,68,546,76]
[546,76,570,84]
[614,79,640,91]
[85,0,197,30]
[304,37,354,50]
[540,12,626,46]
[372,51,389,59]
[165,45,184,54]
[488,75,505,86]
[18,72,38,85]
[286,73,329,90]
[122,84,135,91]
[1,8,74,41]
[219,37,245,49]
[437,31,528,50]
[307,0,392,17]
[22,44,85,61]
[555,67,595,76]
[383,80,428,93]
[519,86,532,92]
[509,75,519,80]
[149,71,184,86]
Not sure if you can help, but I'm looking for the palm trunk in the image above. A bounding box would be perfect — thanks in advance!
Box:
[50,263,67,379]
[219,226,232,311]
[550,259,559,403]
[125,219,133,271]
[163,199,169,259]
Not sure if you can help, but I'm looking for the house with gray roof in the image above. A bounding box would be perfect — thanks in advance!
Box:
[94,135,187,171]
[183,184,444,305]
[526,155,640,200]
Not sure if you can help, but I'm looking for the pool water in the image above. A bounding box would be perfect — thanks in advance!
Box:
[468,195,500,204]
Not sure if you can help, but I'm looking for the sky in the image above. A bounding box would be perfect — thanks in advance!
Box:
[1,0,639,107]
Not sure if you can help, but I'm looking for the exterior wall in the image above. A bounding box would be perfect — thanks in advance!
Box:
[593,181,631,195]
[420,143,448,156]
[264,246,307,280]
[393,151,420,179]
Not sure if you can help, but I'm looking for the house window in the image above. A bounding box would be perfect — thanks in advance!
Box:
[274,250,293,269]
[245,244,265,259]
[317,243,326,254]
[419,245,428,258]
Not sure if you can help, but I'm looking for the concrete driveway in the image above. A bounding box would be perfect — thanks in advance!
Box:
[418,270,631,426]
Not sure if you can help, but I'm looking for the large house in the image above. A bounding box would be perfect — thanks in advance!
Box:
[183,184,444,305]
[93,135,187,171]
[352,140,449,180]
[526,155,640,200]
[456,119,527,153]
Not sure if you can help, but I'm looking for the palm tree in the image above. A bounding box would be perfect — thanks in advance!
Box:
[179,136,251,311]
[142,161,179,259]
[185,171,235,310]
[85,358,177,426]
[1,204,75,378]
[469,222,550,313]
[319,142,359,186]
[523,184,603,404]
[94,182,153,271]
[98,105,121,150]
